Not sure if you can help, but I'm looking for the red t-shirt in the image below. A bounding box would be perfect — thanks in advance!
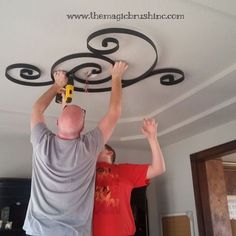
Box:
[93,162,149,236]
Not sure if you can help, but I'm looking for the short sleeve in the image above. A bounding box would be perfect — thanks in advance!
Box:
[82,127,104,157]
[31,123,51,147]
[30,123,54,159]
[119,164,150,188]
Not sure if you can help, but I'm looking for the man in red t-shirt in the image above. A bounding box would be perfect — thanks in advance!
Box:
[93,118,166,236]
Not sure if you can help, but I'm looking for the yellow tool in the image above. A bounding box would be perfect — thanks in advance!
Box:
[55,74,74,104]
[64,76,74,103]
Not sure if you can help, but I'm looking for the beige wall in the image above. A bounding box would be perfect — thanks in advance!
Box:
[115,119,236,236]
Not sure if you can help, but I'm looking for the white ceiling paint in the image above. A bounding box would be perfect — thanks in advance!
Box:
[0,0,236,150]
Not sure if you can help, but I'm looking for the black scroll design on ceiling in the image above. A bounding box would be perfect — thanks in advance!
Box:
[5,28,185,92]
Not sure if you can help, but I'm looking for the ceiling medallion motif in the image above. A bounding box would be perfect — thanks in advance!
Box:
[5,28,185,92]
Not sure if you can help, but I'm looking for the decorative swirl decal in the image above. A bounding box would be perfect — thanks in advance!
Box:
[5,27,185,92]
[50,52,114,92]
[5,63,46,86]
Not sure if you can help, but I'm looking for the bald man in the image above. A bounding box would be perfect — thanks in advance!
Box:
[23,61,128,236]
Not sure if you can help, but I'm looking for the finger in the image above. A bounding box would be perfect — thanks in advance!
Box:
[59,88,66,94]
[146,118,151,125]
[151,119,155,126]
[121,61,128,70]
[143,118,147,126]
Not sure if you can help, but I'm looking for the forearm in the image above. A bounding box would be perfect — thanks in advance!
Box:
[97,61,126,143]
[146,137,166,179]
[33,84,60,113]
[97,75,122,143]
[31,84,60,129]
[108,75,122,118]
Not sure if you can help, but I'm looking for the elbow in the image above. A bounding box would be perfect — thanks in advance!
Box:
[159,162,166,175]
[155,166,166,176]
[160,166,166,175]
[147,165,166,179]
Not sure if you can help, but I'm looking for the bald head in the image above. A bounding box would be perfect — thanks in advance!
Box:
[57,105,85,139]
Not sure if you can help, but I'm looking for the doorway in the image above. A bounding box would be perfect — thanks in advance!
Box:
[191,139,236,236]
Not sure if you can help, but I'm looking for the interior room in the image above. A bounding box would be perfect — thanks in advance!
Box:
[0,1,236,235]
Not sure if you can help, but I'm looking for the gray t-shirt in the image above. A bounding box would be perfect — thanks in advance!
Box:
[23,123,103,236]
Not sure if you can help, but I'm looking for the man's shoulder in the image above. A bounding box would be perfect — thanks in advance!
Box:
[31,122,49,132]
[117,163,149,171]
[31,122,54,144]
[83,127,102,137]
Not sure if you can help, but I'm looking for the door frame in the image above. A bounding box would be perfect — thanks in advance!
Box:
[190,139,236,236]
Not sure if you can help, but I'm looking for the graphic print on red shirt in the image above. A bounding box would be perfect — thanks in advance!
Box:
[94,165,120,213]
[93,162,149,236]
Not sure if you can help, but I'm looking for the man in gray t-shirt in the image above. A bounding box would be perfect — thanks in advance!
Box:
[23,61,128,236]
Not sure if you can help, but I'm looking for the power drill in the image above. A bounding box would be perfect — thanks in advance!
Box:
[55,74,74,104]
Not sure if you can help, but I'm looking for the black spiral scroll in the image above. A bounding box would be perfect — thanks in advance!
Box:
[5,27,185,92]
[5,63,47,86]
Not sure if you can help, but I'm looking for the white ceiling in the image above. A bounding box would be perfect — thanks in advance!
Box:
[0,0,236,150]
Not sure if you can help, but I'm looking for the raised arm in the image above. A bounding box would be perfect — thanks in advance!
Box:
[141,118,166,179]
[98,61,128,144]
[31,71,67,130]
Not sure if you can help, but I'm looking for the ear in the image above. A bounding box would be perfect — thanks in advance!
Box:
[107,150,113,156]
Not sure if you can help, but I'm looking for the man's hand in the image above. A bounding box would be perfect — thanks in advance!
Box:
[141,118,157,140]
[53,71,68,89]
[110,61,128,79]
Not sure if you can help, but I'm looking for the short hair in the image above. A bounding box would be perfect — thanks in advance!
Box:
[105,144,116,163]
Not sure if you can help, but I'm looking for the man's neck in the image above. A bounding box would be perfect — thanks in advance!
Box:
[57,132,79,140]
[98,157,113,164]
